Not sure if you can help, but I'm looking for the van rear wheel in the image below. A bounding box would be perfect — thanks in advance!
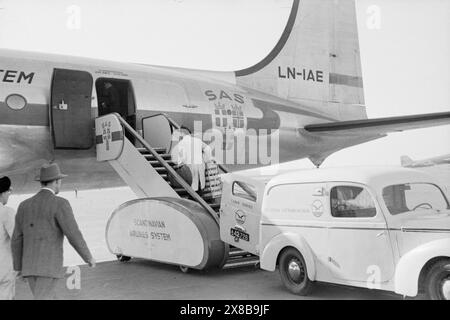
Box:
[279,248,312,295]
[425,259,450,300]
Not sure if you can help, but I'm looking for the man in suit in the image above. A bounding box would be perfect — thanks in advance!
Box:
[11,163,96,300]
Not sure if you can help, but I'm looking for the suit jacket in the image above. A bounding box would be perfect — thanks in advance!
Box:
[11,189,92,278]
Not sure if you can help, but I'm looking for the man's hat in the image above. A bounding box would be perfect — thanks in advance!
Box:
[36,163,68,182]
[0,176,11,193]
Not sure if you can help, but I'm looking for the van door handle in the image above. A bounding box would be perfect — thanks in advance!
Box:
[376,231,386,237]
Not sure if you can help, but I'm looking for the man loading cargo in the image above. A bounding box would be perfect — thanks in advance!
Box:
[170,129,212,193]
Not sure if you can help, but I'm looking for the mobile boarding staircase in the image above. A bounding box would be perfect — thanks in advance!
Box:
[95,113,258,272]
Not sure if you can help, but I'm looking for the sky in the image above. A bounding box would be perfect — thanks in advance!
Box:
[0,0,449,168]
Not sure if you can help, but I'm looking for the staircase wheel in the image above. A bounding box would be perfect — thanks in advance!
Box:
[179,265,190,273]
[117,255,131,262]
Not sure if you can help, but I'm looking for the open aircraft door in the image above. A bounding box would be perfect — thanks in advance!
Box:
[142,114,175,152]
[51,69,93,149]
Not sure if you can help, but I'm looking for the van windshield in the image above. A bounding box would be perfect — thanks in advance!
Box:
[382,183,450,215]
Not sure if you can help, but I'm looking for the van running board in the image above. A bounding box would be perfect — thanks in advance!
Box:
[137,147,260,270]
[223,247,259,269]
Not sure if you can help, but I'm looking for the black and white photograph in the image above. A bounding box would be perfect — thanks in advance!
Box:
[0,0,449,305]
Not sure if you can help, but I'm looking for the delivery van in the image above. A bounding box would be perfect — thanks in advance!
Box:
[220,166,450,300]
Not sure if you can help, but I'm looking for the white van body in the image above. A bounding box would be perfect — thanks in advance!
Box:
[220,166,450,298]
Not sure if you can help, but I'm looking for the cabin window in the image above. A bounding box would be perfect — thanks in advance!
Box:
[232,181,257,202]
[5,94,27,110]
[330,186,377,218]
[382,183,449,215]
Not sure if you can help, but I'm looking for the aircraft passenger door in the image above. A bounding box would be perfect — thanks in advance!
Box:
[51,69,93,149]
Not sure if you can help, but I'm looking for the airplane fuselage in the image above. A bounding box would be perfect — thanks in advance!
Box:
[2,0,448,193]
[1,49,351,178]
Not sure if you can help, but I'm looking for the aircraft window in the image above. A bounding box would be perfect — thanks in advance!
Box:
[5,94,27,110]
[382,183,449,215]
[330,186,376,218]
[232,181,257,202]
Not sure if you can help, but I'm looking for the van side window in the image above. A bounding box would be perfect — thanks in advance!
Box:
[330,186,376,218]
[232,181,257,202]
[382,183,449,215]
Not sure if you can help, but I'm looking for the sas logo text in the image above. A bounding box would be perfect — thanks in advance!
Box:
[204,90,245,104]
[278,66,324,82]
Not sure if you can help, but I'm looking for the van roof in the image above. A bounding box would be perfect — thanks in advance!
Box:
[226,165,438,191]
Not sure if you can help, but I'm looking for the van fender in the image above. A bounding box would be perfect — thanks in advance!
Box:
[394,238,450,297]
[260,232,316,280]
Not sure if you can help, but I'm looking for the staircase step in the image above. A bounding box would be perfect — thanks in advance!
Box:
[144,154,172,160]
[148,160,176,167]
[223,256,259,269]
[154,167,168,174]
[137,147,167,154]
[228,249,252,258]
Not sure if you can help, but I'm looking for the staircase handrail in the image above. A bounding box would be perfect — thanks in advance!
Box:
[141,113,230,175]
[141,112,181,132]
[111,112,220,225]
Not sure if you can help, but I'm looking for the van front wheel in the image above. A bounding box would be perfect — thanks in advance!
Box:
[279,248,312,295]
[425,259,450,300]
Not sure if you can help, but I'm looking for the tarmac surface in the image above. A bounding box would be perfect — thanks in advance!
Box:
[10,165,448,300]
[15,259,406,300]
